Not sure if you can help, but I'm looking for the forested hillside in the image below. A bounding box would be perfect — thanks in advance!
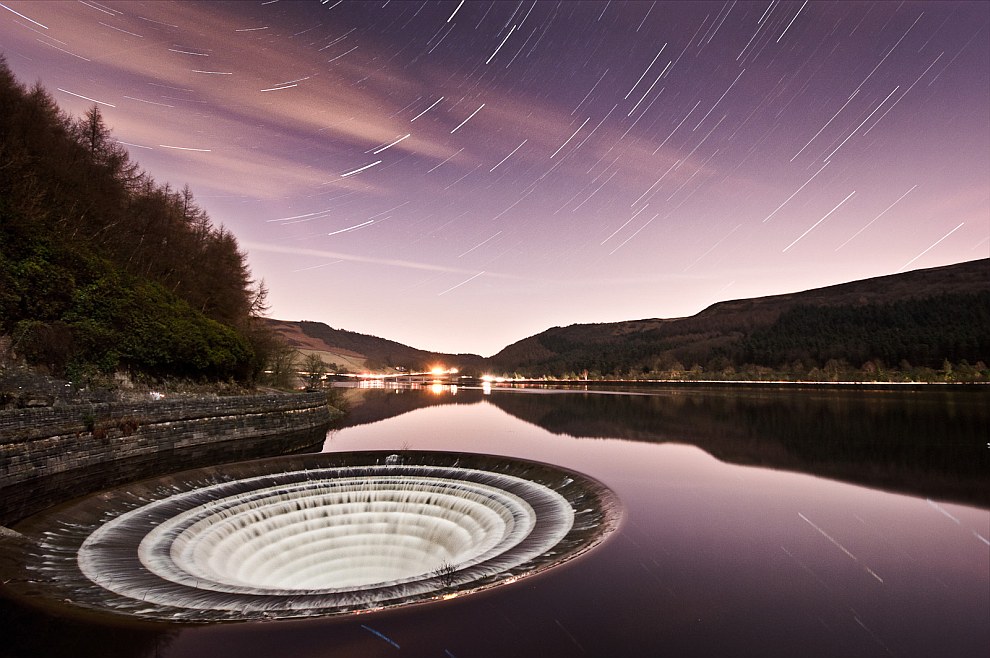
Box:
[264,319,488,374]
[490,259,990,380]
[0,58,267,383]
[736,292,989,369]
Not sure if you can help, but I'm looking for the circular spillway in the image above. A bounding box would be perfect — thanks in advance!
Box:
[4,452,620,622]
[146,475,536,592]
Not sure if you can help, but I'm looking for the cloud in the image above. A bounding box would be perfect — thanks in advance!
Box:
[242,241,528,280]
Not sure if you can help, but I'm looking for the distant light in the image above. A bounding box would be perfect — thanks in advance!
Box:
[431,367,446,375]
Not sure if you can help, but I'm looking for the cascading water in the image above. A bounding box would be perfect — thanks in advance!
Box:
[2,451,619,622]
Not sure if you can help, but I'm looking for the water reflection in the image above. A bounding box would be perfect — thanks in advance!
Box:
[0,585,175,657]
[1,384,986,657]
[315,385,990,657]
[334,384,990,507]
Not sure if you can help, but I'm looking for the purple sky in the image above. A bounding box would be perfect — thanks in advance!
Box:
[2,1,987,356]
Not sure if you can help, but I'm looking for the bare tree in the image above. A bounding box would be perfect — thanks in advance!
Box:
[432,561,457,587]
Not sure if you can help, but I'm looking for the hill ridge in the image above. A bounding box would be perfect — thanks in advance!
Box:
[268,258,988,379]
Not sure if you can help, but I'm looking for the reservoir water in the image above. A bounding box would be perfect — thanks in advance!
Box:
[1,383,987,657]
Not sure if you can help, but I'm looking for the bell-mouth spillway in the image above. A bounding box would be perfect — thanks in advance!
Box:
[2,451,621,623]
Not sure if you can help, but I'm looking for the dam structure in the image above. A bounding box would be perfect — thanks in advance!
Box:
[2,451,620,622]
[0,392,335,524]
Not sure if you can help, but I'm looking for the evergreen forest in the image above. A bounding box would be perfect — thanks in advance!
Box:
[0,57,270,384]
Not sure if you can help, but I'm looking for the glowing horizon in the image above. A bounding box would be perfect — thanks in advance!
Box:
[1,1,986,355]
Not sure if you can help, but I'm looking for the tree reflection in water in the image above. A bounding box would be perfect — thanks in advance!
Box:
[336,384,989,507]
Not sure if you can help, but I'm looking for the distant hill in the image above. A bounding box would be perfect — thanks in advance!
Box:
[0,58,262,384]
[262,319,487,374]
[489,259,989,378]
[270,259,987,381]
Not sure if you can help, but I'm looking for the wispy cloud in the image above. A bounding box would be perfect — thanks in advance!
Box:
[242,241,526,280]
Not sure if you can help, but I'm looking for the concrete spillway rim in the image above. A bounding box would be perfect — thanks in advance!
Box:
[3,450,622,624]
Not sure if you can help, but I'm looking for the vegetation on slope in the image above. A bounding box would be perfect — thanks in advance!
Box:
[0,57,270,384]
[489,260,990,381]
[264,319,488,374]
[268,260,989,383]
[735,292,990,370]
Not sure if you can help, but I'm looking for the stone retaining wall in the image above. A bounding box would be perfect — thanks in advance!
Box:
[0,393,336,523]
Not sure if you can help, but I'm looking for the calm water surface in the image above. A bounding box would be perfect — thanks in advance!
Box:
[3,384,988,657]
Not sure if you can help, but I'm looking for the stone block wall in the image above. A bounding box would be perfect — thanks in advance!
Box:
[0,393,335,523]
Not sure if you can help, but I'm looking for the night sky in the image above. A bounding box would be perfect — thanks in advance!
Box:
[2,1,987,356]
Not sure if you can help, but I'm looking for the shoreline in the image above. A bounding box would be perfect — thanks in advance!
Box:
[347,377,989,392]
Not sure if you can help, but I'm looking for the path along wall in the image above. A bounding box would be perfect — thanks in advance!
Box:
[0,393,336,524]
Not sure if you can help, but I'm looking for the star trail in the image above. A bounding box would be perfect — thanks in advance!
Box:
[1,1,987,355]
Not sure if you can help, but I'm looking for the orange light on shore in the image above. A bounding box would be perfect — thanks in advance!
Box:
[430,366,445,375]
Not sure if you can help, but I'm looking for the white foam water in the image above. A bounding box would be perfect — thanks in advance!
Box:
[10,452,619,622]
